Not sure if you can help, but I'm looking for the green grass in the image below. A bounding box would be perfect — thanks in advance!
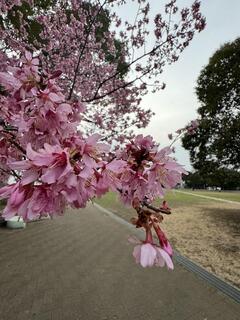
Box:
[94,190,214,218]
[95,188,240,222]
[163,190,213,208]
[95,192,135,216]
[180,189,240,202]
[94,189,240,228]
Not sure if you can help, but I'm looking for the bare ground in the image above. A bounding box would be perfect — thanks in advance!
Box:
[162,202,240,289]
[102,198,240,289]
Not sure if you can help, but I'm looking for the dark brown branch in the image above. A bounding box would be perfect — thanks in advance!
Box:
[88,36,173,102]
[142,201,171,215]
[83,65,155,102]
[116,188,171,215]
[10,170,21,180]
[0,167,21,180]
[9,139,26,155]
[0,118,18,131]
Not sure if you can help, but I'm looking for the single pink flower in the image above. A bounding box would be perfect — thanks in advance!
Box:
[94,159,126,195]
[79,134,110,168]
[133,243,157,268]
[0,182,33,219]
[128,230,174,270]
[10,143,74,185]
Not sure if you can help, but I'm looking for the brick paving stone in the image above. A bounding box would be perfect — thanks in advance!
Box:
[0,205,239,320]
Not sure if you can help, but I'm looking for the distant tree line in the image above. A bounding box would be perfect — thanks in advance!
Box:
[183,169,240,190]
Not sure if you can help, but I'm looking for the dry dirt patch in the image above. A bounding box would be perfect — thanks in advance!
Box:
[163,201,240,288]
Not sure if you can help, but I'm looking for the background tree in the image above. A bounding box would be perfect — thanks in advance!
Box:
[182,38,240,173]
[183,171,205,189]
[184,169,240,190]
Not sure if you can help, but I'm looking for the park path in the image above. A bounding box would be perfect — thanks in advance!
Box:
[0,204,239,320]
[176,190,240,205]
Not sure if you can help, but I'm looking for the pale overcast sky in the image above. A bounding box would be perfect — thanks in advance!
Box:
[120,0,240,170]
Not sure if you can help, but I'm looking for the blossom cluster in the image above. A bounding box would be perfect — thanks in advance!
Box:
[0,0,206,269]
[0,52,81,150]
[128,199,175,269]
[0,53,185,199]
[0,52,186,268]
[0,0,205,144]
[116,135,186,204]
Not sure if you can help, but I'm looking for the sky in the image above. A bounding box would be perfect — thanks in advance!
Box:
[119,0,240,171]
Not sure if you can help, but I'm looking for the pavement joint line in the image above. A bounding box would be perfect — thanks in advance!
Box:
[175,190,240,205]
[94,202,240,304]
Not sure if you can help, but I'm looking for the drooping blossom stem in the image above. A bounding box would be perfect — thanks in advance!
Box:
[152,222,173,257]
[145,227,154,244]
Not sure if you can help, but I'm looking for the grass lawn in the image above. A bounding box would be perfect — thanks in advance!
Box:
[95,189,215,215]
[95,192,135,217]
[94,190,217,228]
[181,189,240,202]
[162,190,214,207]
[94,189,240,223]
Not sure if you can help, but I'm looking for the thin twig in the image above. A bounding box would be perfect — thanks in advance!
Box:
[0,167,21,180]
[84,64,155,102]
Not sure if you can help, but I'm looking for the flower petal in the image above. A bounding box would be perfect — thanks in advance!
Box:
[140,243,156,268]
[156,247,174,270]
[133,245,141,264]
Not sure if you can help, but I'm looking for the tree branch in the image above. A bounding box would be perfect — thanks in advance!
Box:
[83,64,155,102]
[87,37,172,102]
[0,167,21,180]
[142,201,171,215]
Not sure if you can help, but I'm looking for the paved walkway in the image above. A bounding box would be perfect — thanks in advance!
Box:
[0,205,239,320]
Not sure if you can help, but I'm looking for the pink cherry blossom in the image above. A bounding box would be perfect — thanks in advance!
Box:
[0,72,21,92]
[10,143,73,185]
[133,243,157,268]
[94,159,127,196]
[116,135,187,204]
[0,1,206,268]
[128,234,174,270]
[79,134,110,168]
[0,182,33,219]
[0,0,205,142]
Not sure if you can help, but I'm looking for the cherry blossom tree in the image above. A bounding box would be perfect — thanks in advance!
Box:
[0,0,205,268]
